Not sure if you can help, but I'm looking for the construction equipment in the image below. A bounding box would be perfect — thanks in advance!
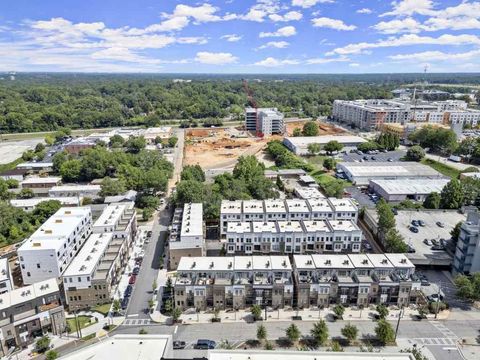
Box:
[242,79,263,137]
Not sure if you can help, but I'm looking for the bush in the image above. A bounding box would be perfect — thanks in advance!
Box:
[35,336,51,353]
[406,145,425,161]
[251,304,262,321]
[45,350,59,360]
[375,319,395,344]
[376,304,389,320]
[333,304,345,320]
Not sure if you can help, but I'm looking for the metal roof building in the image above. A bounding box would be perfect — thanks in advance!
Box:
[369,178,450,202]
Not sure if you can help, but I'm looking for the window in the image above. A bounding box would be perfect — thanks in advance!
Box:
[27,272,31,277]
[36,263,41,269]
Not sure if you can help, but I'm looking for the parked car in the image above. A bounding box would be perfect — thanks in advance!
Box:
[129,275,137,285]
[418,220,426,227]
[409,226,419,233]
[423,239,431,246]
[431,245,445,251]
[411,220,419,227]
[362,242,373,251]
[147,231,153,237]
[382,149,388,153]
[427,293,444,302]
[132,267,140,275]
[407,245,416,253]
[436,221,445,228]
[363,156,369,161]
[387,157,393,162]
[371,156,376,160]
[121,297,129,310]
[431,239,439,246]
[124,285,133,298]
[195,340,216,350]
[173,341,186,350]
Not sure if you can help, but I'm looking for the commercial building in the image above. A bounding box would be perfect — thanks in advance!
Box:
[143,126,173,144]
[63,202,137,310]
[332,98,480,131]
[336,161,444,186]
[283,135,366,155]
[0,279,66,356]
[64,138,97,154]
[220,198,358,235]
[20,176,62,196]
[294,187,325,200]
[0,168,29,182]
[245,107,284,136]
[453,209,480,274]
[294,253,419,308]
[18,207,93,284]
[10,197,82,212]
[0,258,13,294]
[174,256,293,310]
[209,350,414,360]
[58,334,173,360]
[16,162,53,172]
[168,203,205,270]
[49,184,102,199]
[225,219,362,255]
[369,178,450,202]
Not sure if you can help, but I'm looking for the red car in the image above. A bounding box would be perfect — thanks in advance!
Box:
[128,275,137,285]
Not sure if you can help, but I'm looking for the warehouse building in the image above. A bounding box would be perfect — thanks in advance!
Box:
[283,135,366,155]
[336,161,444,186]
[369,178,450,202]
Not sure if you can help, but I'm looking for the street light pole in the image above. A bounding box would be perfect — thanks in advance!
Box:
[394,305,404,341]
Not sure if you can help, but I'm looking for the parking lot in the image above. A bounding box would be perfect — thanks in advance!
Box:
[341,149,406,163]
[395,210,466,265]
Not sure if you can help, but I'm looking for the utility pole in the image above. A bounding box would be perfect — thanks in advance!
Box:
[434,283,442,319]
[394,305,404,341]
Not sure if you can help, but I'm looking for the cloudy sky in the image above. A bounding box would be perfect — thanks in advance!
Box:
[1,0,480,73]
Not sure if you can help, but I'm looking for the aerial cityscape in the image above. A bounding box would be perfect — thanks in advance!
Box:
[1,1,480,360]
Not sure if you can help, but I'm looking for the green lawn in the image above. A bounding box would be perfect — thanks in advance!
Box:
[421,158,460,179]
[91,303,112,316]
[66,315,95,333]
[303,155,327,167]
[311,171,350,198]
[0,157,23,173]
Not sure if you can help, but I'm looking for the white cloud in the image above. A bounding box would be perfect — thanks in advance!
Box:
[311,17,356,30]
[145,17,190,32]
[357,8,372,14]
[292,0,335,9]
[165,4,223,23]
[305,56,349,64]
[328,34,480,55]
[373,17,422,34]
[269,11,303,22]
[389,49,480,62]
[381,0,435,17]
[349,63,360,67]
[90,47,161,64]
[259,25,297,37]
[221,34,242,42]
[241,0,281,22]
[195,51,238,65]
[254,57,300,66]
[177,37,208,45]
[258,41,290,49]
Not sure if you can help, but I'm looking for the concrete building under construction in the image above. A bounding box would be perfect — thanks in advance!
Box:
[245,107,284,136]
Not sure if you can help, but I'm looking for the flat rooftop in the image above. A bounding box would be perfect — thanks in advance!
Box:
[177,256,292,272]
[0,278,58,311]
[10,197,81,208]
[285,199,309,213]
[93,203,133,228]
[242,200,265,213]
[0,258,10,283]
[221,200,242,214]
[209,350,414,360]
[370,178,450,195]
[180,203,203,238]
[295,187,325,199]
[338,162,442,178]
[21,176,61,185]
[19,207,91,251]
[328,220,360,232]
[284,135,367,146]
[264,199,287,213]
[306,198,332,213]
[50,184,101,192]
[328,198,357,213]
[63,233,113,277]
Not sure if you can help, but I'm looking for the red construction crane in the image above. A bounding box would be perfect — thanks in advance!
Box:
[242,79,263,138]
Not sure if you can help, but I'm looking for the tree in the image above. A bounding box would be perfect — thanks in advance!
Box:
[285,323,300,343]
[376,304,389,319]
[257,324,267,342]
[307,143,321,156]
[109,134,125,147]
[376,199,396,239]
[45,135,55,146]
[328,341,344,352]
[293,128,302,137]
[22,150,35,161]
[375,319,395,344]
[302,121,319,136]
[172,307,182,322]
[423,192,440,209]
[440,179,464,209]
[233,155,265,180]
[168,136,178,147]
[18,188,34,199]
[164,299,173,315]
[125,136,146,153]
[35,143,45,153]
[323,157,336,170]
[409,126,457,155]
[35,336,51,353]
[310,320,329,346]
[341,323,358,343]
[181,165,206,182]
[406,145,425,162]
[60,159,82,182]
[52,151,68,174]
[5,179,19,189]
[100,177,126,197]
[32,200,62,222]
[45,350,59,360]
[323,140,343,154]
[112,299,121,314]
[384,228,407,253]
[455,275,475,300]
[333,304,345,319]
[251,304,262,321]
[451,221,463,248]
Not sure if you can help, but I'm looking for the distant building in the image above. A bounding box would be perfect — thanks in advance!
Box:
[245,107,284,136]
[283,135,367,155]
[0,279,66,356]
[369,178,450,202]
[20,176,62,196]
[0,258,13,294]
[168,203,205,270]
[64,138,97,154]
[10,197,82,212]
[143,127,173,144]
[453,209,480,274]
[18,207,93,284]
[209,350,415,360]
[16,162,53,172]
[0,168,29,182]
[49,184,102,199]
[294,187,325,200]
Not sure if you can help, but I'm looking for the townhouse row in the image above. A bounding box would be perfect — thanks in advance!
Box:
[225,219,362,254]
[173,254,419,311]
[220,198,358,235]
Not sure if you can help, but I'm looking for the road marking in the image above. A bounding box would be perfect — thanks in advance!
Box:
[174,326,178,334]
[412,338,456,346]
[127,314,139,317]
[442,347,458,351]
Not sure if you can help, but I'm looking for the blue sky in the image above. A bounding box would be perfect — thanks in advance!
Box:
[1,0,479,73]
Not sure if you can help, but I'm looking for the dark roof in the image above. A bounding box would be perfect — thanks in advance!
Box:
[0,168,28,176]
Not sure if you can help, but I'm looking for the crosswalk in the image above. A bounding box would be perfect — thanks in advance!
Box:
[123,319,152,326]
[411,338,457,346]
[430,320,458,339]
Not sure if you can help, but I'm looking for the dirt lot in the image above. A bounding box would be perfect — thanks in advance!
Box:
[286,120,346,136]
[184,128,277,170]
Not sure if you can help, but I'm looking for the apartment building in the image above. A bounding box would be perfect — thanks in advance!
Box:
[332,99,480,130]
[92,202,137,246]
[18,207,93,285]
[453,209,480,274]
[49,184,102,199]
[225,219,362,255]
[174,256,293,310]
[220,198,358,235]
[0,279,66,356]
[294,253,418,308]
[245,107,285,136]
[0,258,13,294]
[168,203,205,270]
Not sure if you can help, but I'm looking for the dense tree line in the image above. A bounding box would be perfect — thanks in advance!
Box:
[0,75,396,133]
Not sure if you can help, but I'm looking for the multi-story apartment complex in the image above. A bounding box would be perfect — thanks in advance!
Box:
[63,202,137,310]
[0,258,13,294]
[220,198,358,235]
[294,253,419,308]
[174,256,293,310]
[245,107,285,136]
[332,99,480,130]
[18,207,92,285]
[169,203,205,270]
[0,279,66,356]
[453,209,480,274]
[225,219,362,255]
